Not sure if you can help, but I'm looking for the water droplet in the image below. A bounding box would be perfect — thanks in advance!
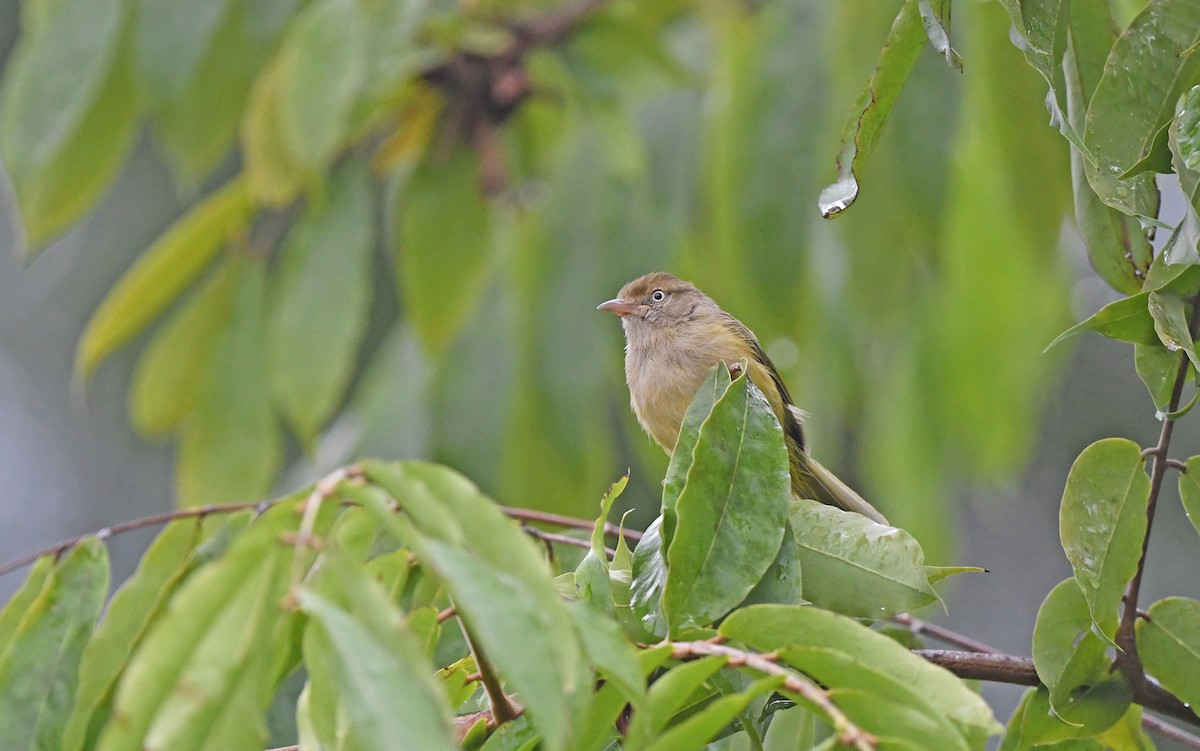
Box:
[1155,410,1166,422]
[1167,343,1180,352]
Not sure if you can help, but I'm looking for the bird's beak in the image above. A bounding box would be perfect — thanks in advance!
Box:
[597,297,640,317]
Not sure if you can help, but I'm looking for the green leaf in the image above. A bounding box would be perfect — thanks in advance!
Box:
[924,566,985,586]
[787,499,939,619]
[267,160,374,444]
[62,520,202,751]
[630,516,668,641]
[1179,85,1200,172]
[0,0,137,248]
[479,715,538,751]
[663,373,791,634]
[75,177,254,379]
[829,688,970,751]
[740,518,804,608]
[240,55,303,206]
[1180,457,1200,538]
[274,0,367,174]
[1081,0,1200,217]
[396,146,494,353]
[575,476,627,617]
[918,0,962,71]
[818,0,925,218]
[129,261,239,436]
[134,0,236,109]
[1147,290,1200,371]
[661,364,732,549]
[720,605,1001,746]
[625,655,728,747]
[1018,680,1129,745]
[1045,292,1159,351]
[1063,3,1152,295]
[1136,596,1200,709]
[1058,438,1150,638]
[1032,579,1115,717]
[566,600,644,706]
[298,584,454,751]
[177,261,282,506]
[95,503,316,751]
[1134,343,1183,411]
[0,557,54,652]
[0,539,109,751]
[1095,704,1154,751]
[642,676,785,751]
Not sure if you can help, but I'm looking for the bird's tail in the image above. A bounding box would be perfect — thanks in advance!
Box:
[796,454,889,526]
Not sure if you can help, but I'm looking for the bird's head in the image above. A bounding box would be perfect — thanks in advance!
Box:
[597,272,714,332]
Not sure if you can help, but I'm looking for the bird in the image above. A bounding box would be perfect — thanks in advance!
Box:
[598,271,887,524]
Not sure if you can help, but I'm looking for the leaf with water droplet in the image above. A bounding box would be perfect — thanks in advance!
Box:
[1176,85,1200,172]
[1136,597,1200,711]
[1147,290,1200,372]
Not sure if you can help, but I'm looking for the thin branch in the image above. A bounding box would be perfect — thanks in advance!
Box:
[914,649,1038,685]
[500,506,640,543]
[891,614,999,654]
[460,616,520,724]
[511,0,611,53]
[1117,302,1200,689]
[669,640,876,751]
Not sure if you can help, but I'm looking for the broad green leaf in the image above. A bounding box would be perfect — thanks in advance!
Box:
[827,688,968,751]
[1180,457,1200,538]
[0,539,109,751]
[177,262,282,506]
[566,600,644,706]
[1064,3,1152,295]
[918,0,962,71]
[134,0,236,108]
[1032,579,1114,717]
[1059,438,1150,637]
[62,519,203,751]
[1082,0,1200,216]
[274,0,367,174]
[663,374,791,634]
[479,715,538,751]
[1148,290,1200,371]
[1136,596,1200,709]
[787,499,939,619]
[0,0,137,248]
[0,557,54,652]
[625,655,728,747]
[1134,343,1183,411]
[740,519,804,608]
[1094,704,1154,751]
[396,146,494,353]
[298,585,455,751]
[1045,292,1159,350]
[661,364,732,549]
[267,160,374,444]
[95,502,322,751]
[241,56,303,205]
[641,676,784,751]
[818,0,925,218]
[776,647,968,751]
[720,605,1001,746]
[129,260,239,436]
[75,177,254,379]
[1018,681,1129,745]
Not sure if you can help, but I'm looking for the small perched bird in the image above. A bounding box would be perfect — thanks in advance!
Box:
[599,272,887,524]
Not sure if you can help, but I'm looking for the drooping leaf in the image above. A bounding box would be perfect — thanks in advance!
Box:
[0,0,137,248]
[720,605,1001,747]
[1136,596,1200,709]
[267,160,374,444]
[176,262,282,506]
[1032,578,1115,718]
[1147,290,1200,371]
[75,177,254,379]
[787,499,939,619]
[0,539,109,751]
[1045,293,1159,351]
[663,373,791,634]
[1081,0,1200,217]
[1058,438,1150,638]
[128,260,240,437]
[818,0,925,218]
[396,146,494,353]
[1134,343,1184,412]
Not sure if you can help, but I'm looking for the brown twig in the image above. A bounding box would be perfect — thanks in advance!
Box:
[501,506,640,543]
[460,618,520,725]
[522,526,614,557]
[1116,302,1200,691]
[891,613,999,654]
[669,640,876,751]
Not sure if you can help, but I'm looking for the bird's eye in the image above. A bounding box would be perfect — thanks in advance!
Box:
[651,289,666,302]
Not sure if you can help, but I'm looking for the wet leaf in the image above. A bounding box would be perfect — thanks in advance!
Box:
[1032,578,1114,718]
[1045,292,1159,350]
[661,364,731,549]
[1147,290,1200,371]
[1137,596,1200,709]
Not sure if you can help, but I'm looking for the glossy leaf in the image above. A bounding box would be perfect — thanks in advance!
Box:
[740,518,804,608]
[629,516,668,641]
[1059,438,1150,638]
[1136,596,1200,709]
[177,262,282,506]
[818,0,925,218]
[0,539,109,751]
[1082,0,1200,217]
[663,373,791,634]
[267,160,374,444]
[0,0,137,248]
[274,0,367,174]
[1045,292,1158,350]
[1032,578,1114,717]
[1064,2,1151,295]
[788,499,939,619]
[1180,85,1200,171]
[720,605,1001,746]
[396,146,494,353]
[661,364,731,549]
[1018,680,1129,745]
[61,520,202,751]
[129,261,239,437]
[75,177,254,379]
[1147,290,1200,371]
[1134,343,1183,411]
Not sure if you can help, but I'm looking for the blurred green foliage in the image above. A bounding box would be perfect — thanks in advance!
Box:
[2,0,1171,567]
